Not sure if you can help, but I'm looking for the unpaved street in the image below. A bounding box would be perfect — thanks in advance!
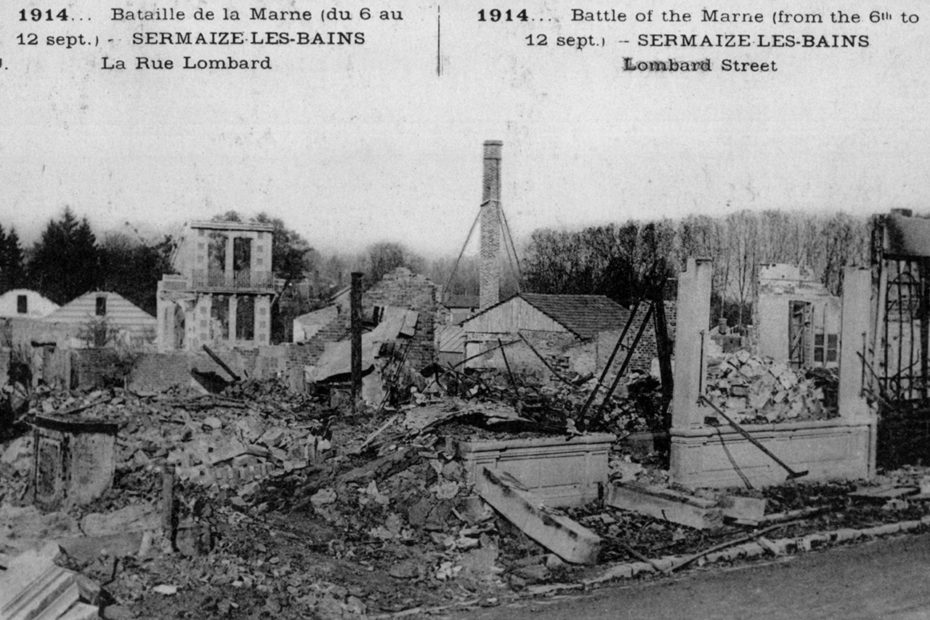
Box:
[455,533,930,620]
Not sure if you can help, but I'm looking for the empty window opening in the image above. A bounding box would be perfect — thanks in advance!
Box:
[211,295,230,341]
[236,296,255,341]
[233,237,252,286]
[207,232,228,285]
[95,296,107,316]
[16,295,27,314]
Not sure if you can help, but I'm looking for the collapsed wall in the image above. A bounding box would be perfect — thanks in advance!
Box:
[670,258,875,488]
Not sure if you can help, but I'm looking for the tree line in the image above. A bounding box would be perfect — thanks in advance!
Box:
[0,209,432,324]
[4,208,175,315]
[519,210,871,327]
[0,208,871,332]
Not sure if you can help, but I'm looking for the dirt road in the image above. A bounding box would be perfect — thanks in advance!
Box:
[451,533,930,620]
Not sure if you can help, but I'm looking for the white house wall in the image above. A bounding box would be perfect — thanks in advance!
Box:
[0,289,59,318]
[462,297,568,335]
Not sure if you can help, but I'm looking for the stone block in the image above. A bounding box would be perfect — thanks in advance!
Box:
[33,416,118,510]
[606,483,721,530]
[458,433,614,507]
[0,544,79,620]
[671,420,874,489]
[721,495,767,524]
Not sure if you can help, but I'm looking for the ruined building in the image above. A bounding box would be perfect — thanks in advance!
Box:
[156,220,275,351]
[755,264,841,369]
[289,267,439,380]
[460,140,673,377]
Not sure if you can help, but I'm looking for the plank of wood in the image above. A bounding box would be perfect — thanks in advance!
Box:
[477,467,602,565]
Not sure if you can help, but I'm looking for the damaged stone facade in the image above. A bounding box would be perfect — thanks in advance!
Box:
[286,267,439,379]
[671,258,875,488]
[157,221,275,352]
[362,268,438,370]
[755,264,841,369]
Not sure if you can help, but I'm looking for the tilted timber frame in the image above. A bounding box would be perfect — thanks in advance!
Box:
[670,258,876,488]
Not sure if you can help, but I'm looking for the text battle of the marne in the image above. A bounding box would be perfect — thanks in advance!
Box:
[110,7,320,20]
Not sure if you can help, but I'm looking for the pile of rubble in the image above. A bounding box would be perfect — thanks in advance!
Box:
[705,350,839,424]
[425,366,668,438]
[5,361,929,619]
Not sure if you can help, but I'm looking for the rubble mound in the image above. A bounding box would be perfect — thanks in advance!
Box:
[705,350,839,424]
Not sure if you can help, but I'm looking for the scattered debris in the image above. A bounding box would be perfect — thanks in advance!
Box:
[0,361,927,618]
[705,350,838,424]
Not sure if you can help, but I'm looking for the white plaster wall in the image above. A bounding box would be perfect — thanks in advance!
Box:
[0,289,59,318]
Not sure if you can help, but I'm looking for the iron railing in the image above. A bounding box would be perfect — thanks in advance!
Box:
[190,270,274,290]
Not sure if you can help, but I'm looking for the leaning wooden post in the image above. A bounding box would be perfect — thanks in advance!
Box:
[161,463,176,551]
[350,272,363,411]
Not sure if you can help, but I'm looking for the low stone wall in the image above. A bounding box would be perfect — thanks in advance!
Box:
[457,433,615,507]
[71,349,124,389]
[129,353,195,392]
[129,345,292,392]
[670,419,875,488]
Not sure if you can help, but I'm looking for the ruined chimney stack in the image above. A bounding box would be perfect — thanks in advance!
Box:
[479,140,503,310]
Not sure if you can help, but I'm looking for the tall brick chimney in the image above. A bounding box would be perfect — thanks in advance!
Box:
[479,140,502,310]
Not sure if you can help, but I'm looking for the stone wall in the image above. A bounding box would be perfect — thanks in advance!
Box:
[597,300,678,376]
[129,353,195,392]
[285,312,349,380]
[754,264,840,367]
[1,317,74,349]
[71,349,124,389]
[284,268,439,384]
[362,268,438,370]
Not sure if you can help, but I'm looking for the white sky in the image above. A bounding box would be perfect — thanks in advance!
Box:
[1,0,928,255]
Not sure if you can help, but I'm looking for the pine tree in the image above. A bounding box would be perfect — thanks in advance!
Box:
[3,228,26,290]
[0,223,8,293]
[29,208,99,304]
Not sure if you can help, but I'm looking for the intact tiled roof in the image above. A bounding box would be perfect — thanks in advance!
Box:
[518,293,629,339]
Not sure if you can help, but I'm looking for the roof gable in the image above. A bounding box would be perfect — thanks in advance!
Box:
[519,293,628,338]
[44,291,155,325]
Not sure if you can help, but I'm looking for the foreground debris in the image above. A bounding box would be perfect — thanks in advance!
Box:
[0,542,102,620]
[2,374,930,619]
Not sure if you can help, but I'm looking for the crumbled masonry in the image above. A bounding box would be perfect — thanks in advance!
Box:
[1,369,928,618]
